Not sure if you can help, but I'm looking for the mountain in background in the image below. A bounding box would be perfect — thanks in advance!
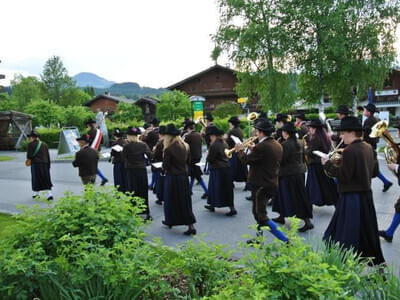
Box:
[73,72,115,89]
[73,72,167,99]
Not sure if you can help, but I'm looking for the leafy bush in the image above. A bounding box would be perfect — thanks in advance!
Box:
[0,189,397,299]
[36,128,61,149]
[212,101,242,119]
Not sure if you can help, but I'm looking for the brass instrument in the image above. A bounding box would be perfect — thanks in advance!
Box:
[195,117,207,129]
[370,120,399,164]
[224,136,258,158]
[247,112,259,122]
[324,139,344,178]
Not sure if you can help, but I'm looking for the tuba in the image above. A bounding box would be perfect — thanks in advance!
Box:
[224,136,258,158]
[370,120,399,164]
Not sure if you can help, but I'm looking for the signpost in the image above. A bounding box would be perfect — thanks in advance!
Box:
[189,95,205,121]
[238,97,251,137]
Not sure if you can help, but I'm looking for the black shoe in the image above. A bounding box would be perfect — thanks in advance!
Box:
[246,238,261,245]
[272,216,285,225]
[47,196,54,201]
[148,185,153,191]
[383,182,393,192]
[201,193,208,199]
[32,195,39,199]
[183,228,196,235]
[298,223,314,233]
[162,220,172,229]
[245,196,252,201]
[378,230,393,242]
[204,205,215,212]
[101,178,108,186]
[145,214,153,221]
[155,200,163,205]
[226,209,237,216]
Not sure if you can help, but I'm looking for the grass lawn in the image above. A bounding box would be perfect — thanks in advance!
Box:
[0,213,16,238]
[0,156,14,162]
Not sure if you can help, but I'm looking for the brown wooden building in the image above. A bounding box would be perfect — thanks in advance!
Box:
[166,64,238,111]
[84,92,135,113]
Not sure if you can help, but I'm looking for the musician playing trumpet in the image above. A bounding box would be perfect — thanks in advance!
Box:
[322,116,385,266]
[379,121,400,243]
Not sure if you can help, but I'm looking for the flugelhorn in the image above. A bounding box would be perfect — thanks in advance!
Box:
[324,139,344,178]
[247,112,259,122]
[224,136,258,158]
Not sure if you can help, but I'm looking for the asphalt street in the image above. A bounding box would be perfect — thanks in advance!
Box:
[0,148,399,274]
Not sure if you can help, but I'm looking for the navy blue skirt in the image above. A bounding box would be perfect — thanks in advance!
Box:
[208,167,234,208]
[31,163,52,191]
[163,174,196,226]
[306,164,338,206]
[229,153,248,182]
[323,191,385,265]
[154,169,164,202]
[273,174,312,219]
[113,163,126,192]
[126,168,149,214]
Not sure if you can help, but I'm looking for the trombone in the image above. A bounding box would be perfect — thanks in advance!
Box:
[225,136,258,158]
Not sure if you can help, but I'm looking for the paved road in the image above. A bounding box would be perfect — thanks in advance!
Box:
[0,149,399,274]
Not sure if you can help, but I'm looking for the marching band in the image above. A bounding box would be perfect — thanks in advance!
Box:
[27,104,400,266]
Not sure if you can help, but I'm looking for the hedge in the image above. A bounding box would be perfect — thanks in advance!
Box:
[0,187,398,299]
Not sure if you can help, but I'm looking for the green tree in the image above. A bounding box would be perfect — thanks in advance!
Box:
[213,101,242,118]
[25,99,65,127]
[113,101,143,123]
[286,0,399,108]
[62,106,95,129]
[212,0,296,111]
[0,93,18,111]
[156,91,191,121]
[41,56,74,103]
[59,87,91,106]
[10,75,44,110]
[84,86,96,97]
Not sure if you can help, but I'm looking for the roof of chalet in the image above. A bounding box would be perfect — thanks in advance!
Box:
[84,94,135,106]
[135,97,159,105]
[166,64,237,90]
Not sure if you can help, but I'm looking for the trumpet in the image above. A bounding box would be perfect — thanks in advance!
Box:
[247,112,259,122]
[195,117,207,128]
[224,136,258,158]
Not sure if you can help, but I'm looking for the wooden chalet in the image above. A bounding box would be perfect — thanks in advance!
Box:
[166,64,238,111]
[84,92,135,113]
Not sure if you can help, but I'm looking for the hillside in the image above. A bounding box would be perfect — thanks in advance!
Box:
[73,72,115,89]
[73,72,166,99]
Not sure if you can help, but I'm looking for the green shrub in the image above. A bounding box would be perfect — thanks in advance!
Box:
[36,128,62,149]
[0,186,147,299]
[62,106,94,130]
[0,188,397,299]
[25,99,65,128]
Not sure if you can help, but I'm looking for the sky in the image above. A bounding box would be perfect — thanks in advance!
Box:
[1,0,399,88]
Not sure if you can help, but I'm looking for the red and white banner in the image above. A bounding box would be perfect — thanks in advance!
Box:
[91,129,103,150]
